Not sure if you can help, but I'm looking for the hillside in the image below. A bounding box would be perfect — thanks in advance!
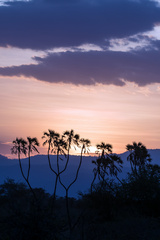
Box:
[0,149,159,197]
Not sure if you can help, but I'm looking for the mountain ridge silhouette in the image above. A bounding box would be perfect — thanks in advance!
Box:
[0,149,159,197]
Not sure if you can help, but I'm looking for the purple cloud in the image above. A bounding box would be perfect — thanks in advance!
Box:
[0,0,160,86]
[0,48,160,86]
[0,0,160,50]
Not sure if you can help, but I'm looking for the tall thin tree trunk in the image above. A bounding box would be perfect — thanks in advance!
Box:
[18,152,38,202]
[91,171,97,194]
[59,144,70,175]
[53,150,60,199]
[27,150,31,181]
[58,146,84,238]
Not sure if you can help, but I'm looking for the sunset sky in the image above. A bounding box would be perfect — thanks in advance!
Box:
[0,0,160,157]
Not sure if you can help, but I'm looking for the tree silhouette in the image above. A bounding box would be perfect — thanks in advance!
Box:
[27,137,39,181]
[42,130,67,202]
[60,129,80,174]
[126,142,152,176]
[96,142,112,157]
[91,142,112,193]
[59,137,91,235]
[91,142,123,193]
[52,134,67,200]
[42,129,59,173]
[57,130,80,196]
[11,138,37,201]
[11,137,27,159]
[42,130,60,200]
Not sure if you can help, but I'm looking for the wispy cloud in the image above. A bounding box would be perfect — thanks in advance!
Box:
[0,0,30,7]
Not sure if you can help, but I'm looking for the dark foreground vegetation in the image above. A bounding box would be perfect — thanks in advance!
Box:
[1,172,160,240]
[1,130,160,239]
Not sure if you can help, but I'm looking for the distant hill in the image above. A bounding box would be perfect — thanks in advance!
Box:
[0,149,159,197]
[0,154,14,165]
[119,149,160,166]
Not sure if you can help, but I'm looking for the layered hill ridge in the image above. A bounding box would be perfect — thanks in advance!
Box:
[0,149,159,197]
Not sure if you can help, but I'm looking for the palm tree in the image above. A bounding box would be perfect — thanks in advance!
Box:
[108,154,123,176]
[42,130,67,202]
[91,142,112,193]
[11,137,27,160]
[11,138,37,201]
[60,129,80,174]
[27,137,39,181]
[71,138,91,188]
[61,138,91,193]
[59,137,91,235]
[52,135,67,200]
[126,142,152,176]
[91,143,123,193]
[96,142,112,157]
[42,129,59,176]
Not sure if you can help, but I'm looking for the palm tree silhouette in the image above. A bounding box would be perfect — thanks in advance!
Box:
[61,129,80,174]
[27,137,39,181]
[56,130,80,195]
[91,142,112,193]
[96,142,112,157]
[105,154,123,184]
[52,135,67,200]
[42,129,59,175]
[42,129,67,202]
[91,142,123,193]
[126,142,152,176]
[11,138,37,201]
[59,137,91,194]
[59,137,91,235]
[11,137,27,159]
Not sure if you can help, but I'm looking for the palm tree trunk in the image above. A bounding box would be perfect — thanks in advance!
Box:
[47,144,59,208]
[91,171,97,194]
[58,147,84,237]
[47,145,57,175]
[53,150,60,199]
[68,148,83,190]
[59,144,70,175]
[18,152,38,202]
[27,150,31,181]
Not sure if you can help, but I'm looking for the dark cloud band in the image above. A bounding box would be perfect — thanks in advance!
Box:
[1,0,160,86]
[0,0,160,50]
[0,49,160,86]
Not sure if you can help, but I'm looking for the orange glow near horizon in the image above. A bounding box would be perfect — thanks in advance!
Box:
[0,76,160,157]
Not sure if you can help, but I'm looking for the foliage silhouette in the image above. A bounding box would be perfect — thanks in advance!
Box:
[52,134,67,201]
[126,142,152,176]
[8,134,160,239]
[60,129,80,175]
[27,137,39,181]
[59,136,91,237]
[91,142,123,193]
[42,129,60,200]
[0,179,63,240]
[11,137,38,202]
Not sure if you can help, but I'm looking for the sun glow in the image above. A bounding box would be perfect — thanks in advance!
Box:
[0,76,160,158]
